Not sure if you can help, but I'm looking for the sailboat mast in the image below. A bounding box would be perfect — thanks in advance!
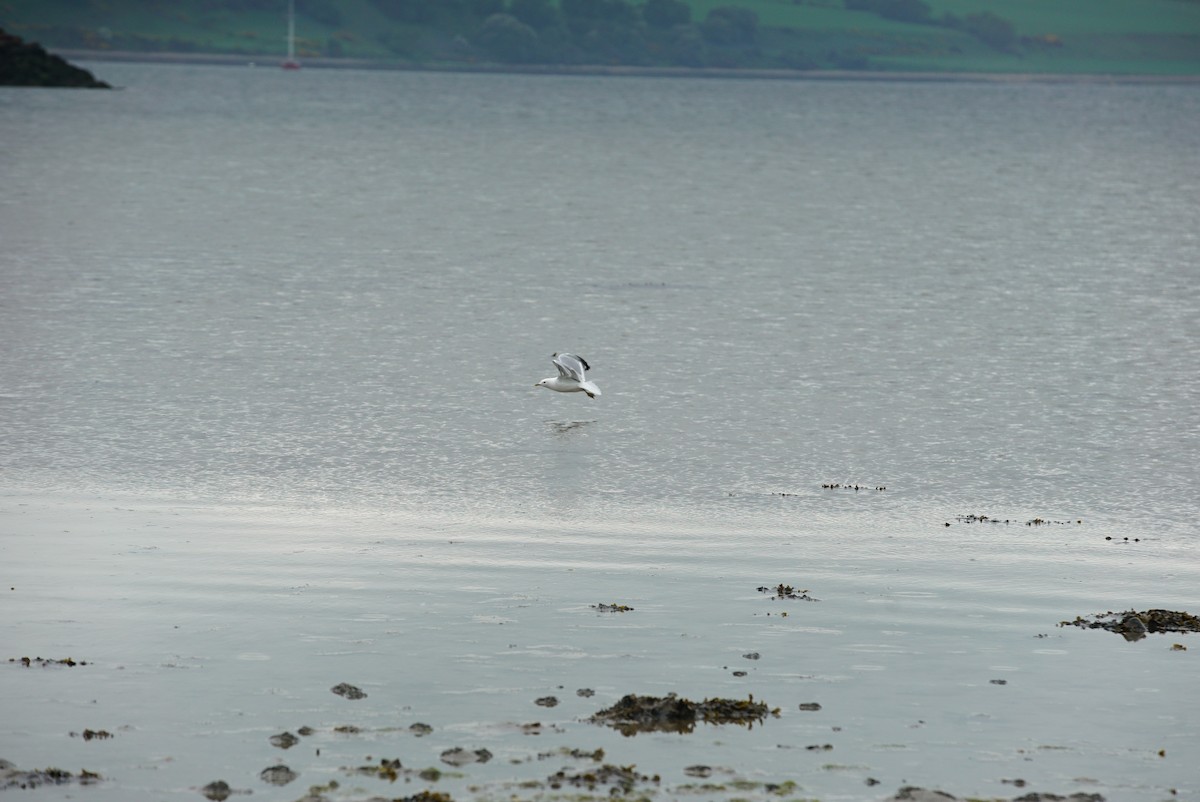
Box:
[282,0,300,68]
[287,0,295,61]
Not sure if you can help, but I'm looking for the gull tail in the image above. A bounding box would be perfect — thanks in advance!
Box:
[580,382,601,399]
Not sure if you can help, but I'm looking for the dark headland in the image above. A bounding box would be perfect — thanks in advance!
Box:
[0,28,110,88]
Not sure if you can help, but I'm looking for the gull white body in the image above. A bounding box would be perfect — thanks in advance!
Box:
[536,352,601,399]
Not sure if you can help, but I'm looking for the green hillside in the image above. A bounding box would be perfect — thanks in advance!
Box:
[2,0,1198,74]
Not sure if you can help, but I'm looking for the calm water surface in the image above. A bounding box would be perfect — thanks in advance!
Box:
[1,63,1199,801]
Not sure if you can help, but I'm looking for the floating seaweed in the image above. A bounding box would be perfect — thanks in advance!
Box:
[9,656,88,668]
[536,746,605,762]
[547,763,660,795]
[821,483,886,491]
[535,696,559,707]
[351,758,404,782]
[0,761,101,790]
[590,692,777,736]
[592,602,634,612]
[345,758,447,784]
[949,515,1082,527]
[393,792,454,802]
[884,789,1103,802]
[1059,609,1200,642]
[70,729,113,741]
[757,584,818,601]
[955,514,1009,524]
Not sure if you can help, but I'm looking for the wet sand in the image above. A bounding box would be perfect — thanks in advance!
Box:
[3,491,1197,801]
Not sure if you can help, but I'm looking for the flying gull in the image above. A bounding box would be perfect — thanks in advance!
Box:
[535,352,601,399]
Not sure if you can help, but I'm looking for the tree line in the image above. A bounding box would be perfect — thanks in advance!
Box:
[365,0,766,67]
[844,0,1018,51]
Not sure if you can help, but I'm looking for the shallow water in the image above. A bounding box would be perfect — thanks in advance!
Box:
[1,64,1198,801]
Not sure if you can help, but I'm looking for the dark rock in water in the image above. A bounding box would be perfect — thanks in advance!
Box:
[408,721,433,736]
[269,731,300,749]
[259,764,297,785]
[0,29,110,87]
[535,695,559,707]
[591,692,777,735]
[1119,614,1148,640]
[330,682,367,699]
[1060,609,1200,641]
[576,687,595,697]
[200,780,232,801]
[683,765,712,777]
[798,702,822,711]
[885,790,959,802]
[439,747,492,766]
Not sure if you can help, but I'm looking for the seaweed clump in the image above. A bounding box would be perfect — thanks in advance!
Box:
[10,656,88,667]
[345,757,448,785]
[0,761,101,790]
[590,692,777,736]
[1059,609,1200,642]
[592,602,634,612]
[70,729,113,741]
[330,682,367,700]
[548,763,659,795]
[757,584,818,601]
[394,793,455,802]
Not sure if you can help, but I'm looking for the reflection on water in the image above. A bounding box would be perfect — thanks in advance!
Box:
[1,63,1198,801]
[548,419,597,436]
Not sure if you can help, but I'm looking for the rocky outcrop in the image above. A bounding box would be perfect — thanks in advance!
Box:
[0,29,110,87]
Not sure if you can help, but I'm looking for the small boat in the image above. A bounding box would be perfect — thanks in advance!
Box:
[282,0,300,69]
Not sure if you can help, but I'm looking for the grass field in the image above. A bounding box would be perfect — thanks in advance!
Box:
[2,0,1198,73]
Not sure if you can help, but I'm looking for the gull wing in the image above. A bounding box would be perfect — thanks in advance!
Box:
[552,352,590,382]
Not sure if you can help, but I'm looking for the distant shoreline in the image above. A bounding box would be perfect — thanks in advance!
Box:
[58,48,1200,85]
